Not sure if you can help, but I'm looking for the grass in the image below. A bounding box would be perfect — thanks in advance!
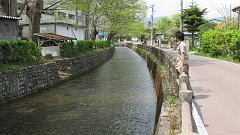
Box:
[189,46,199,52]
[196,52,240,65]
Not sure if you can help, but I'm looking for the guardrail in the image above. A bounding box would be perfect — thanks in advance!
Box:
[127,43,198,135]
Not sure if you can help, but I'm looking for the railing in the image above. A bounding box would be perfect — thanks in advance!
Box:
[127,43,198,135]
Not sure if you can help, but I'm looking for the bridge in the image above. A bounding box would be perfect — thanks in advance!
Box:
[1,44,240,135]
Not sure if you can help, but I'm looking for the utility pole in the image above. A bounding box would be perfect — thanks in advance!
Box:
[180,0,183,32]
[230,5,232,24]
[150,4,155,46]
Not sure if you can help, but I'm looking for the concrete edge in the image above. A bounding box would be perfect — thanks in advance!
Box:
[192,102,209,135]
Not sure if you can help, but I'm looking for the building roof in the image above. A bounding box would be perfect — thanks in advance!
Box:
[232,5,240,12]
[0,15,21,20]
[34,33,77,41]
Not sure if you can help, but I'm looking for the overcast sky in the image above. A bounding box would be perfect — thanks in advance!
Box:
[144,0,240,18]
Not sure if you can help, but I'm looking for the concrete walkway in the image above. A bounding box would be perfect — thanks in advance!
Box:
[190,55,240,135]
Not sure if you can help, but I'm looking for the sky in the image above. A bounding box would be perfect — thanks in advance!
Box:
[144,0,240,19]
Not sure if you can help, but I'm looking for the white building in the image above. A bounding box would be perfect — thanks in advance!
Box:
[18,1,87,40]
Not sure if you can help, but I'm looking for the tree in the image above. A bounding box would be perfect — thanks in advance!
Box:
[100,0,147,41]
[17,0,68,42]
[182,2,207,46]
[64,0,109,41]
[154,17,172,34]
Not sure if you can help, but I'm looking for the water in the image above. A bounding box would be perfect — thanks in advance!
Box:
[0,47,156,135]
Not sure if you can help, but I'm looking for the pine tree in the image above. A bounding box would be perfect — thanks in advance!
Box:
[182,2,207,46]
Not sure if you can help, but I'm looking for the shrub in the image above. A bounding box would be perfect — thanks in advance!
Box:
[60,42,77,57]
[201,29,225,57]
[94,41,110,49]
[200,29,240,61]
[0,40,41,64]
[60,40,112,58]
[76,40,94,52]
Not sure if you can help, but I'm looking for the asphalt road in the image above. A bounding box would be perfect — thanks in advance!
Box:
[190,55,240,135]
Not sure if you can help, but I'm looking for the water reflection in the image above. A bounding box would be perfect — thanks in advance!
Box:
[0,47,156,135]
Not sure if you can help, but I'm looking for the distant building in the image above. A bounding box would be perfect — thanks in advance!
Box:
[0,0,21,40]
[18,1,88,40]
[232,5,240,28]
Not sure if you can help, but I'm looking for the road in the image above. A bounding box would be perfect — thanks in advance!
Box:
[190,55,240,135]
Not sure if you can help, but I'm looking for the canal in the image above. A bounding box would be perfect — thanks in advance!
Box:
[0,47,156,135]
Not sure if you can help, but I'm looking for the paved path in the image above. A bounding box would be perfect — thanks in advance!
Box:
[190,55,240,135]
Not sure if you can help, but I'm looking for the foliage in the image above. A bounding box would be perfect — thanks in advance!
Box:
[101,0,147,40]
[95,41,111,49]
[182,2,207,46]
[76,40,94,52]
[60,42,77,57]
[155,17,173,34]
[0,40,41,64]
[164,96,177,107]
[60,40,111,57]
[182,2,207,33]
[63,0,147,41]
[200,29,240,61]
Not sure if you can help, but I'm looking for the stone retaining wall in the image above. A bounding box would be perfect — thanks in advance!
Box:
[56,47,115,76]
[0,62,60,103]
[128,44,198,135]
[0,47,115,103]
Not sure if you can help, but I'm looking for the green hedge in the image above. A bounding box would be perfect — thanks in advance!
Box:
[76,40,94,52]
[60,42,77,57]
[60,40,111,57]
[200,29,240,61]
[0,40,41,64]
[95,41,111,49]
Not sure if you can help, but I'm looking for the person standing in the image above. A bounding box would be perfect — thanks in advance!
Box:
[175,31,190,77]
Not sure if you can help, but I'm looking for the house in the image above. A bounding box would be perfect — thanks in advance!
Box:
[18,1,88,40]
[0,15,21,40]
[232,5,240,28]
[0,0,21,40]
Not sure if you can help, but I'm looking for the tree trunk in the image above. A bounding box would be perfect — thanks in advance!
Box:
[107,32,115,41]
[26,0,43,42]
[26,3,35,41]
[32,0,43,43]
[192,32,194,47]
[91,27,98,41]
[84,15,89,40]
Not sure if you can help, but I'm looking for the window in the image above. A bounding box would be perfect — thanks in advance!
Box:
[68,14,75,20]
[58,12,66,18]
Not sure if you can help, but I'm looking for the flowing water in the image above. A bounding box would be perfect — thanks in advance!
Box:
[0,47,156,135]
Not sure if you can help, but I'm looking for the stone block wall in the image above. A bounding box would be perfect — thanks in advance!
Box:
[56,47,115,76]
[0,62,60,103]
[0,47,115,103]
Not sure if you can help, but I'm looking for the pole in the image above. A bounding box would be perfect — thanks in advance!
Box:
[180,0,183,31]
[230,5,232,20]
[238,12,240,29]
[150,5,155,46]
